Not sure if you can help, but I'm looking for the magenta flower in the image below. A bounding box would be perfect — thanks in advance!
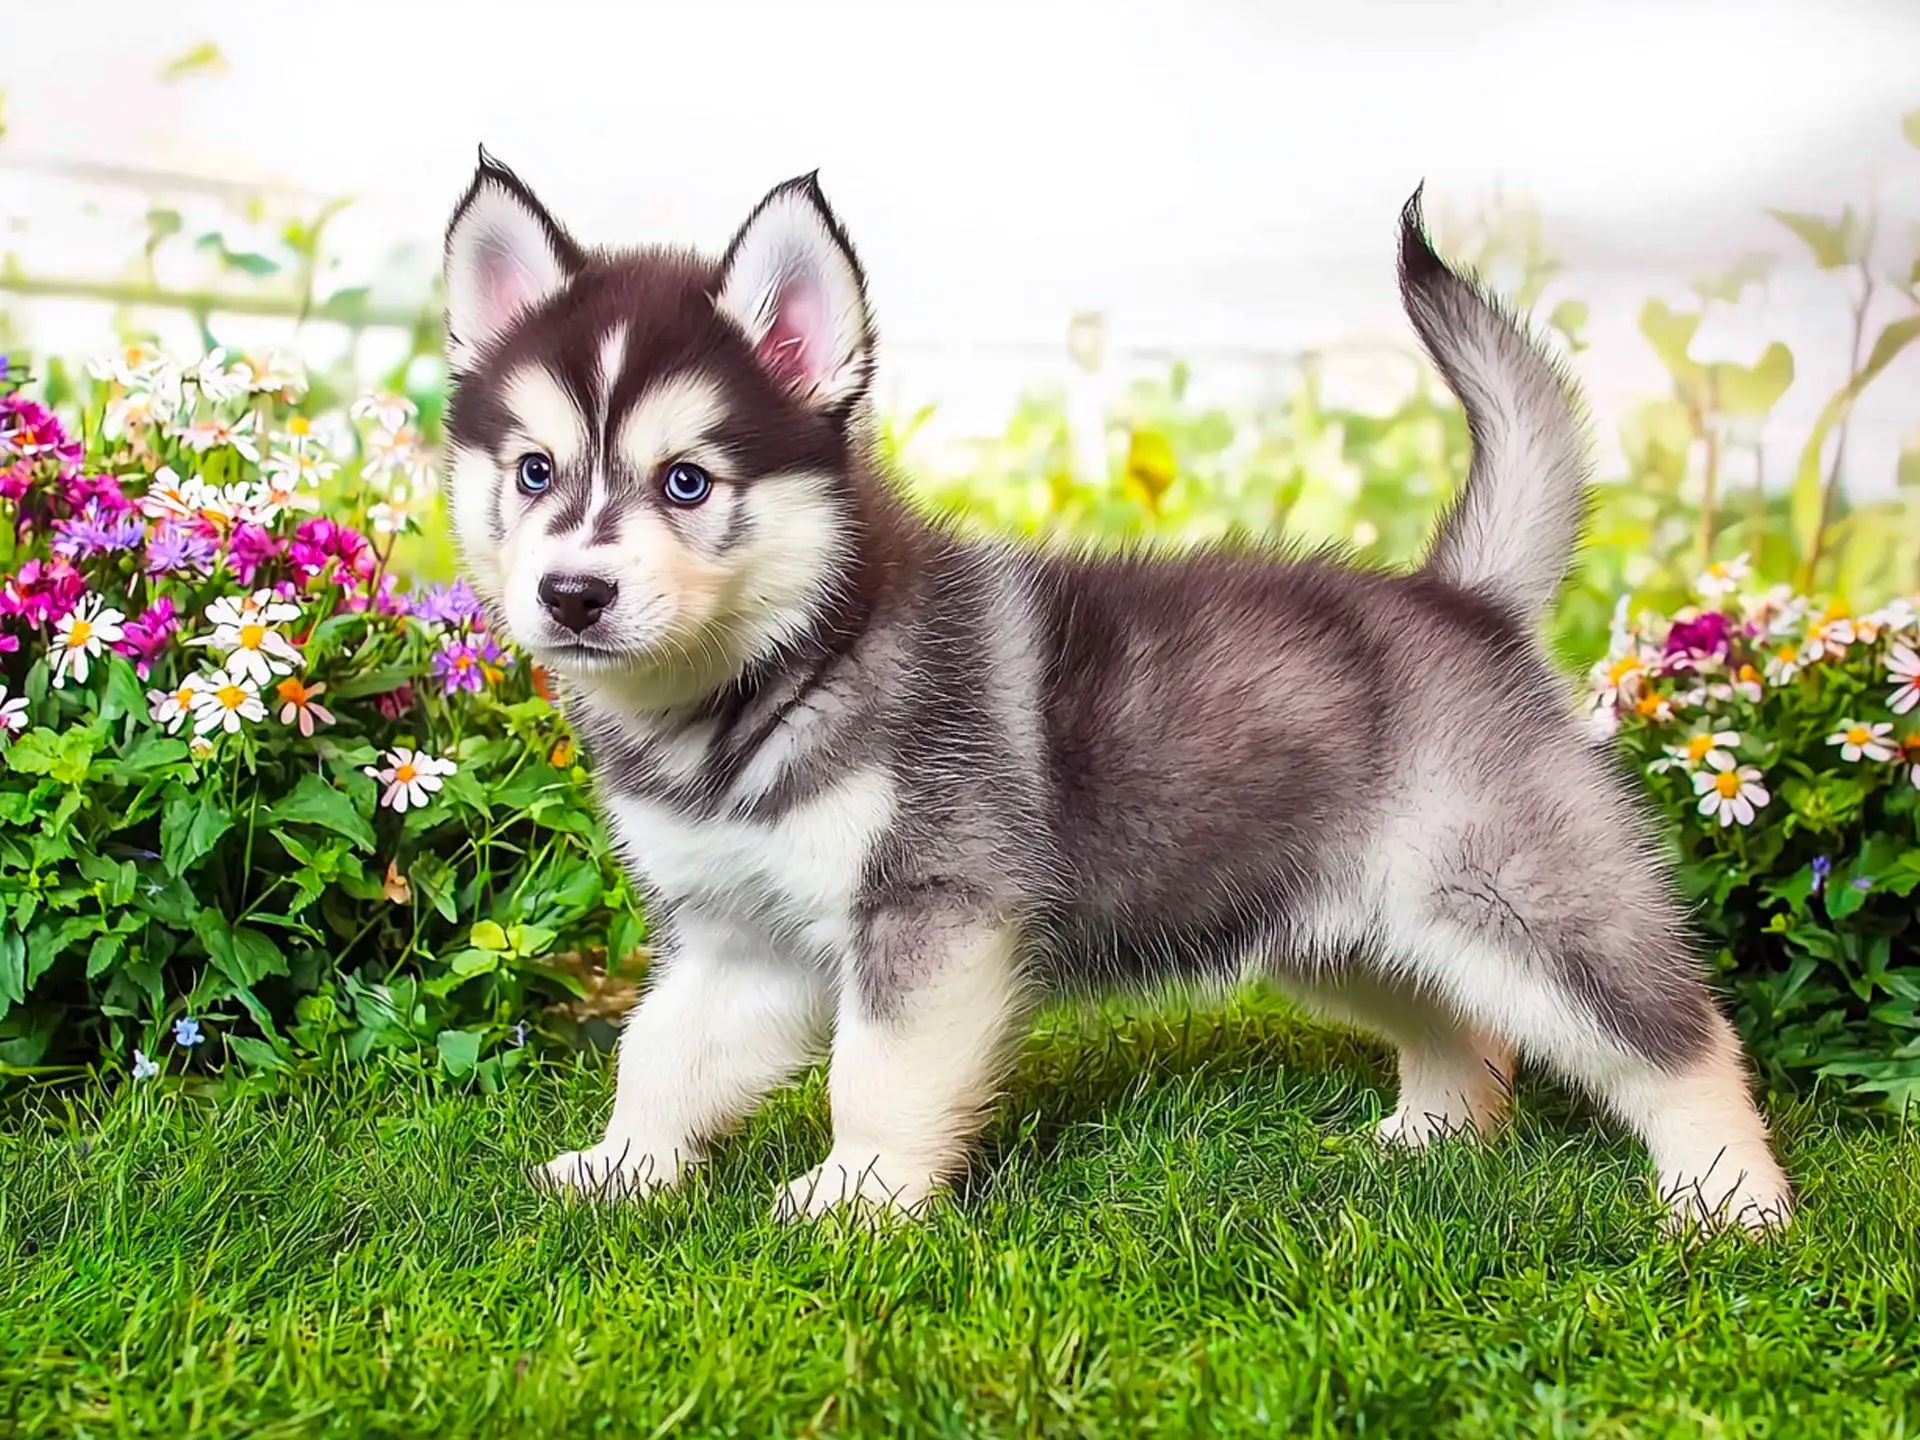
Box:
[289,517,373,586]
[0,463,32,502]
[226,523,284,586]
[113,598,179,678]
[1663,611,1731,667]
[0,558,87,627]
[0,396,82,468]
[64,473,133,517]
[373,682,417,719]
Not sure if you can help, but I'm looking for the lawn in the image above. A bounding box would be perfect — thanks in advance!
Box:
[2,992,1916,1439]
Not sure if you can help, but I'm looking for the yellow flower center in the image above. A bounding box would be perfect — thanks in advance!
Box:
[289,416,310,436]
[1846,726,1871,746]
[1606,656,1643,685]
[1738,665,1761,683]
[394,763,418,785]
[1687,735,1715,760]
[239,623,266,650]
[1635,694,1666,717]
[1715,771,1743,798]
[174,686,196,707]
[66,619,92,649]
[217,685,247,711]
[1820,601,1850,623]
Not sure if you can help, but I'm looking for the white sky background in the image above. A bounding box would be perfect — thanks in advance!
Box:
[4,0,1919,491]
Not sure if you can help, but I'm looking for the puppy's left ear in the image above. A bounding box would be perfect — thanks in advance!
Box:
[444,148,585,374]
[715,173,874,413]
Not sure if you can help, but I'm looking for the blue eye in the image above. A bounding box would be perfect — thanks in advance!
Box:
[517,453,553,495]
[663,461,712,506]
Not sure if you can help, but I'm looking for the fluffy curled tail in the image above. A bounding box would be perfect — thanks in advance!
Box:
[1399,185,1592,623]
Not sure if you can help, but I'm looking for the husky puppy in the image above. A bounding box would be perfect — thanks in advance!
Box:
[440,150,1792,1234]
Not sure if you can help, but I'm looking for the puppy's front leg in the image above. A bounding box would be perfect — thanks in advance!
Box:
[776,910,1026,1221]
[543,911,829,1200]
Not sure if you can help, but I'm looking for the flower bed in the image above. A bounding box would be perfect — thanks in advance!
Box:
[0,352,641,1085]
[1592,555,1920,1108]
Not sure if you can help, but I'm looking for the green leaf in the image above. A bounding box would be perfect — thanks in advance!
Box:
[447,949,498,978]
[192,912,288,988]
[1903,108,1920,150]
[507,923,557,958]
[1790,315,1920,577]
[106,733,191,782]
[99,655,148,725]
[162,791,234,878]
[1547,299,1589,344]
[4,727,96,784]
[1767,208,1856,270]
[227,1034,290,1071]
[0,929,23,1013]
[86,933,125,979]
[264,771,377,852]
[470,921,509,952]
[1638,298,1702,386]
[436,1028,482,1078]
[329,666,416,701]
[1709,343,1794,417]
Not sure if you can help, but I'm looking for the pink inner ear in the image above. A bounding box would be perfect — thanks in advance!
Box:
[756,279,829,394]
[478,242,539,336]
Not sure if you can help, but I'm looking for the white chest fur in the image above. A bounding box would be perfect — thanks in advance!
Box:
[604,766,896,962]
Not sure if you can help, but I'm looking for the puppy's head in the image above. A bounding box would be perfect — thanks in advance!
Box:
[440,151,872,708]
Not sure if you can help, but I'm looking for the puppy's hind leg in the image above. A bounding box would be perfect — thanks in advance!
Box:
[1281,968,1515,1147]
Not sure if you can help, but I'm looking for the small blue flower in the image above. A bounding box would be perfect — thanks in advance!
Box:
[1851,876,1873,892]
[173,1017,205,1048]
[132,1048,159,1081]
[509,1021,529,1048]
[1811,856,1832,894]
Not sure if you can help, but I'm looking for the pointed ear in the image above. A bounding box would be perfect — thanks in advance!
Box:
[715,174,874,411]
[443,148,585,373]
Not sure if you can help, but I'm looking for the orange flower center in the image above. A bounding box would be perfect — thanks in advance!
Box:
[1715,771,1743,798]
[1686,735,1715,760]
[394,763,418,785]
[275,677,309,705]
[174,686,196,707]
[1846,727,1871,746]
[1737,664,1761,683]
[1635,694,1665,717]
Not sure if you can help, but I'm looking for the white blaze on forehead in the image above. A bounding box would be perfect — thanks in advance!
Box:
[615,373,729,479]
[596,325,629,414]
[503,363,590,470]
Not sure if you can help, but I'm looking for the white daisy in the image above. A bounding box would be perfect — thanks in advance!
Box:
[139,466,210,524]
[185,595,303,686]
[1694,553,1750,601]
[1827,720,1897,763]
[1799,609,1856,662]
[239,350,307,396]
[188,668,265,735]
[1692,753,1769,828]
[147,675,208,735]
[173,412,260,462]
[1887,644,1920,716]
[0,683,27,737]
[351,390,418,433]
[187,348,252,404]
[1651,729,1741,775]
[363,747,457,814]
[52,596,126,688]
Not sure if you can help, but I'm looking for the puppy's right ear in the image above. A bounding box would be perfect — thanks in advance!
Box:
[443,147,584,373]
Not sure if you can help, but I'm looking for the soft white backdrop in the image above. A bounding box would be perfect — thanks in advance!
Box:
[4,0,1918,487]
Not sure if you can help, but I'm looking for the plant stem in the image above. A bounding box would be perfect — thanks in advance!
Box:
[1806,247,1880,588]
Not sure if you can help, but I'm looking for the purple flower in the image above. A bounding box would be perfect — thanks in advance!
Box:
[65,473,133,517]
[1850,876,1872,893]
[431,640,485,695]
[476,633,511,672]
[1663,611,1732,663]
[1811,855,1832,894]
[414,578,483,628]
[226,522,283,586]
[145,522,218,577]
[51,501,146,559]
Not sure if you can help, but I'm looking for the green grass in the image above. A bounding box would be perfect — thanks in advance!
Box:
[3,993,1917,1439]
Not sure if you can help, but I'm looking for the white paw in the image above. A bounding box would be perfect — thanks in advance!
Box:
[1658,1152,1794,1239]
[773,1149,938,1224]
[535,1137,699,1201]
[1376,1092,1506,1149]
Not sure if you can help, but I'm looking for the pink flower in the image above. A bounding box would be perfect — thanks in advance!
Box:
[226,523,284,586]
[0,558,87,628]
[289,517,374,587]
[0,396,82,468]
[1662,611,1731,669]
[64,473,133,517]
[373,683,416,720]
[112,598,180,678]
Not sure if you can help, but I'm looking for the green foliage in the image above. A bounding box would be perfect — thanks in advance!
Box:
[0,357,641,1084]
[1595,575,1920,1108]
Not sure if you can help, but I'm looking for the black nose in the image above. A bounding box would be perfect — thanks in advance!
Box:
[537,573,617,634]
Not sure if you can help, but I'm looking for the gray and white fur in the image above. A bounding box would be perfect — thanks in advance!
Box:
[440,154,1792,1235]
